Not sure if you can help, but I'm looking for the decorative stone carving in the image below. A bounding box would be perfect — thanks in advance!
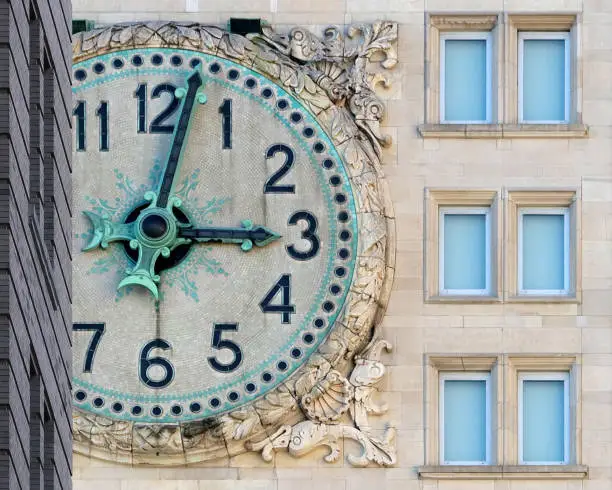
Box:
[72,20,397,466]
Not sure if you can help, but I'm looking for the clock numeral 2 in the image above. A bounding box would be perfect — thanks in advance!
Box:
[73,323,106,373]
[264,144,295,193]
[134,83,180,134]
[139,338,174,389]
[73,101,109,151]
[260,274,295,324]
[208,323,242,373]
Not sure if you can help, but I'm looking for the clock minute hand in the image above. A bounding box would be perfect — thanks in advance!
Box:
[156,64,207,209]
[179,220,281,252]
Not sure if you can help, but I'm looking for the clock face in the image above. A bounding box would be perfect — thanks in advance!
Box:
[72,48,358,423]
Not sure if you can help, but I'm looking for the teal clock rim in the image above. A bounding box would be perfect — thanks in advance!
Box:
[72,48,359,422]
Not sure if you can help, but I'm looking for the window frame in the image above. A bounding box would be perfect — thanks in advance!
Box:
[438,206,492,296]
[517,207,570,296]
[518,31,571,124]
[440,31,493,124]
[518,371,570,466]
[439,371,492,466]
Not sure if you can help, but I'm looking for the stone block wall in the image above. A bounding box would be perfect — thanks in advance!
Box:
[71,1,612,490]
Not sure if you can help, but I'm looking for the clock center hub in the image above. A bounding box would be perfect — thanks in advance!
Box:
[141,214,169,240]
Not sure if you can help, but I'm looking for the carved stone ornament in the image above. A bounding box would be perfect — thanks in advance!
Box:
[72,21,397,466]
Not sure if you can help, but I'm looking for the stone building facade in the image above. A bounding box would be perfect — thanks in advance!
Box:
[71,1,612,490]
[0,0,73,489]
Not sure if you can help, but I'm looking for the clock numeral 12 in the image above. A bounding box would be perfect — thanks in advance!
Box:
[134,83,180,134]
[73,101,109,151]
[73,323,106,373]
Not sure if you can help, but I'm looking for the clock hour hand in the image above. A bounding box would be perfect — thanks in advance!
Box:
[179,220,281,252]
[155,63,207,209]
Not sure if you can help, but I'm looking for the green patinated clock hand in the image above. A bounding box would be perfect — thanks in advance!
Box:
[155,63,207,209]
[179,220,281,252]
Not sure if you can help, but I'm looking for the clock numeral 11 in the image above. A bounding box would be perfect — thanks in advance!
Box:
[73,101,109,151]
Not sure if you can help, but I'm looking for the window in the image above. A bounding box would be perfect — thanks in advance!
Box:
[518,372,570,465]
[506,190,578,301]
[519,32,570,123]
[440,373,491,465]
[439,207,491,295]
[440,32,492,123]
[425,15,499,125]
[425,190,499,300]
[518,208,570,295]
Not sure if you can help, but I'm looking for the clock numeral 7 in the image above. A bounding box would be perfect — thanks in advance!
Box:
[73,323,106,373]
[73,101,109,151]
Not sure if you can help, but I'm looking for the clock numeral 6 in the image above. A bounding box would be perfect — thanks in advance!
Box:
[73,323,106,373]
[207,323,243,373]
[260,274,295,324]
[139,338,175,389]
[287,211,320,261]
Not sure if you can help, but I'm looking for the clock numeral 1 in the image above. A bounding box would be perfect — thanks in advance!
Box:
[287,211,320,261]
[259,274,295,324]
[219,98,232,149]
[73,323,106,373]
[139,338,175,389]
[264,144,295,193]
[208,323,242,373]
[72,100,110,151]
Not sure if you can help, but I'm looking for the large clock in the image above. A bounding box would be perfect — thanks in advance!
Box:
[72,22,395,464]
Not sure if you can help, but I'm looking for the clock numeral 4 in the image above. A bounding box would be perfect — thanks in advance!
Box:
[139,338,175,389]
[207,323,242,373]
[287,211,320,261]
[264,144,295,193]
[134,83,180,134]
[260,274,295,324]
[73,100,109,151]
[73,323,106,373]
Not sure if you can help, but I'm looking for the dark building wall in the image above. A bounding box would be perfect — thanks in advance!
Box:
[0,1,72,489]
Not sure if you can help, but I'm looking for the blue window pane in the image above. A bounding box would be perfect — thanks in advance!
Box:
[522,39,567,122]
[444,39,488,122]
[522,380,566,463]
[444,379,487,463]
[522,214,566,291]
[443,213,487,291]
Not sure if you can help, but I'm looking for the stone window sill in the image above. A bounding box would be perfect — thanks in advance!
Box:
[417,124,589,139]
[426,295,501,304]
[505,295,580,304]
[418,465,589,480]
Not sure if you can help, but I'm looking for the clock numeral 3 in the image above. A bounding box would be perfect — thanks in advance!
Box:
[208,323,243,373]
[72,101,109,151]
[139,338,175,389]
[73,323,106,373]
[260,274,295,324]
[264,144,295,193]
[287,211,320,260]
[134,83,180,134]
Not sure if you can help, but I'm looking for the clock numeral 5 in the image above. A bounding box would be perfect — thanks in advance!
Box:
[207,323,242,373]
[260,274,295,324]
[73,101,109,151]
[73,323,106,373]
[139,338,175,389]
